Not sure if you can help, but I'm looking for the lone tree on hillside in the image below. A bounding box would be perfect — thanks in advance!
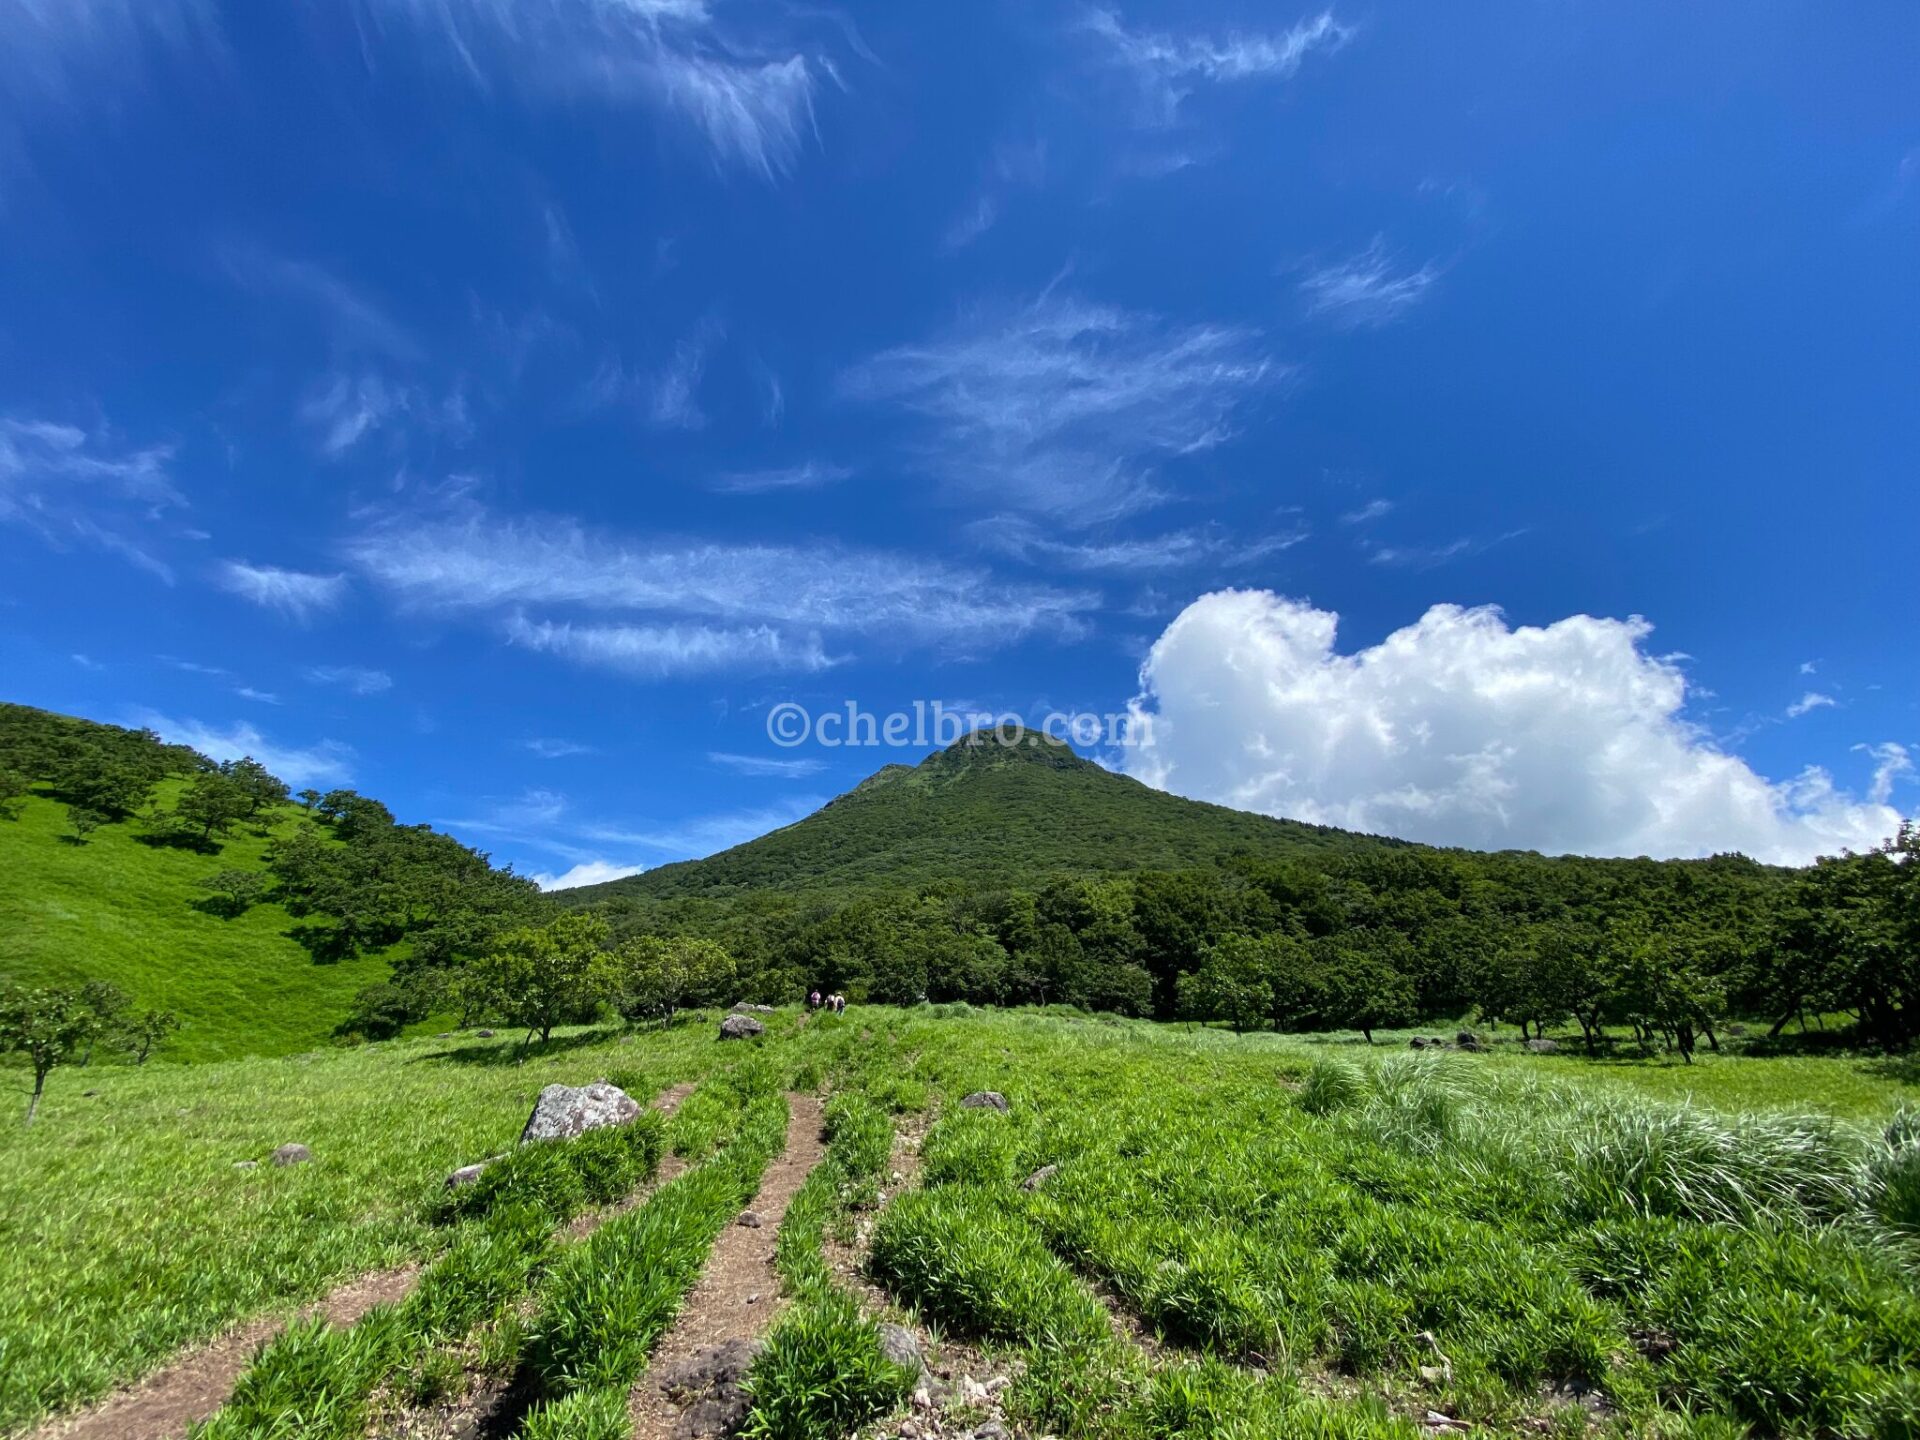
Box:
[612,935,736,1028]
[198,868,267,918]
[466,911,610,1048]
[0,985,101,1124]
[123,1009,179,1065]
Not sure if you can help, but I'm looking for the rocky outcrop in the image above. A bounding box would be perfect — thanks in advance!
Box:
[518,1080,641,1145]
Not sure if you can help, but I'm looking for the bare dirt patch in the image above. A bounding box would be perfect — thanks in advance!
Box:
[627,1093,827,1440]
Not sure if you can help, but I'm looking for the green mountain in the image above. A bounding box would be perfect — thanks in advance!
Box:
[569,729,1399,903]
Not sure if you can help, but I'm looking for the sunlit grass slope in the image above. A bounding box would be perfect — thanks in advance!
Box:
[0,786,394,1061]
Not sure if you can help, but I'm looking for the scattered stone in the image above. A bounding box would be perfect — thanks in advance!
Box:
[745,1293,761,1305]
[983,1377,1010,1395]
[445,1156,504,1188]
[975,1425,1009,1440]
[1525,1037,1559,1054]
[737,1210,764,1228]
[1422,1410,1468,1433]
[434,1031,451,1038]
[1455,1031,1484,1052]
[961,1376,991,1406]
[959,1091,1009,1111]
[877,1323,924,1372]
[475,1029,495,1038]
[271,1143,311,1167]
[730,1002,776,1013]
[899,1422,924,1440]
[1021,1163,1059,1192]
[719,1014,766,1041]
[911,1386,934,1412]
[233,1160,257,1170]
[518,1080,641,1145]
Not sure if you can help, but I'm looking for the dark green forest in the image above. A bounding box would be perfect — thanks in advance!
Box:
[5,704,1916,1059]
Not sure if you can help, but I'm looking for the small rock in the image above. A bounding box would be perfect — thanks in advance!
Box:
[899,1423,923,1440]
[961,1376,991,1406]
[719,1014,765,1041]
[1454,1031,1484,1052]
[271,1143,311,1167]
[975,1425,1009,1440]
[435,1031,452,1038]
[519,1080,641,1145]
[983,1377,1010,1395]
[959,1091,1009,1111]
[737,1210,764,1228]
[1525,1037,1558,1054]
[1419,1365,1449,1384]
[1021,1163,1059,1192]
[877,1323,923,1371]
[233,1160,257,1170]
[746,1293,761,1305]
[83,1088,99,1097]
[445,1159,497,1188]
[911,1387,933,1412]
[1409,1037,1428,1049]
[476,1029,495,1038]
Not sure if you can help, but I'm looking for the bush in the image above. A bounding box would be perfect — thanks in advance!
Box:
[1297,1056,1364,1116]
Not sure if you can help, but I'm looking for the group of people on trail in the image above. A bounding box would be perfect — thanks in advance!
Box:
[808,990,846,1014]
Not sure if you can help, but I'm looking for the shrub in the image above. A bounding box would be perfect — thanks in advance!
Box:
[1298,1056,1364,1117]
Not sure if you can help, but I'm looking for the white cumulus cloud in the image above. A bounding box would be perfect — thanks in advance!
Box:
[1120,590,1907,865]
[132,712,355,789]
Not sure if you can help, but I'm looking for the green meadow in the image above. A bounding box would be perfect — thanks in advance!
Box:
[1,1008,1915,1439]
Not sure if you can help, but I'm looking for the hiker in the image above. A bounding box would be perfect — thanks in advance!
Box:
[809,990,821,1009]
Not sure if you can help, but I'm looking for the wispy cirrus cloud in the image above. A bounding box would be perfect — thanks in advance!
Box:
[505,614,831,678]
[0,416,180,579]
[215,560,349,621]
[708,750,825,778]
[526,737,595,759]
[707,461,853,494]
[131,711,354,789]
[2,0,214,112]
[357,0,845,180]
[306,664,393,695]
[840,293,1280,523]
[1299,238,1440,328]
[222,248,421,360]
[1083,7,1352,126]
[345,502,1095,676]
[969,515,1304,573]
[1786,691,1837,719]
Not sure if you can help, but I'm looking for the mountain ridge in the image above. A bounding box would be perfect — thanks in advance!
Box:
[565,728,1401,903]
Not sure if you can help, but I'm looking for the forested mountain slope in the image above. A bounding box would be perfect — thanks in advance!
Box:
[571,729,1401,903]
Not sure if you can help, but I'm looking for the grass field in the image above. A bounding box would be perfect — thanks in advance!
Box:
[0,1009,1915,1438]
[0,786,398,1061]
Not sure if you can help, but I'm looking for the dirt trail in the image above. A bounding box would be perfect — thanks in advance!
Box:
[627,1093,827,1440]
[33,1079,699,1440]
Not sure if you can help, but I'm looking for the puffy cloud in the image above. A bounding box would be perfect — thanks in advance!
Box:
[1120,590,1906,864]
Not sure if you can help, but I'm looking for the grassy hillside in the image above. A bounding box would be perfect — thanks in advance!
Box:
[0,1009,1913,1437]
[0,783,397,1061]
[574,730,1398,903]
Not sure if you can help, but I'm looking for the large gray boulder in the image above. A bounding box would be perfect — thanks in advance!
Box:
[518,1080,641,1145]
[719,1014,765,1041]
[1525,1037,1559,1054]
[960,1091,1009,1111]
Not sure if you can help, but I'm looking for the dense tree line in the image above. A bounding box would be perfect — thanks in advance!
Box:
[560,830,1918,1054]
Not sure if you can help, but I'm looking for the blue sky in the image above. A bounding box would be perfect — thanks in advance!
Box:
[2,0,1915,882]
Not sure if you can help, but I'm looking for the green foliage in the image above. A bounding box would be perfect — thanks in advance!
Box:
[609,933,735,1025]
[464,912,610,1044]
[0,982,104,1122]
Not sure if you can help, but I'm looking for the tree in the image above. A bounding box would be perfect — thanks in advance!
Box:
[1317,941,1416,1043]
[335,984,416,1041]
[227,757,289,818]
[0,985,100,1124]
[63,804,106,844]
[77,980,128,1065]
[123,1009,179,1064]
[199,868,267,918]
[0,767,28,821]
[1177,934,1276,1033]
[170,768,251,846]
[465,912,610,1046]
[296,788,321,810]
[611,935,736,1027]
